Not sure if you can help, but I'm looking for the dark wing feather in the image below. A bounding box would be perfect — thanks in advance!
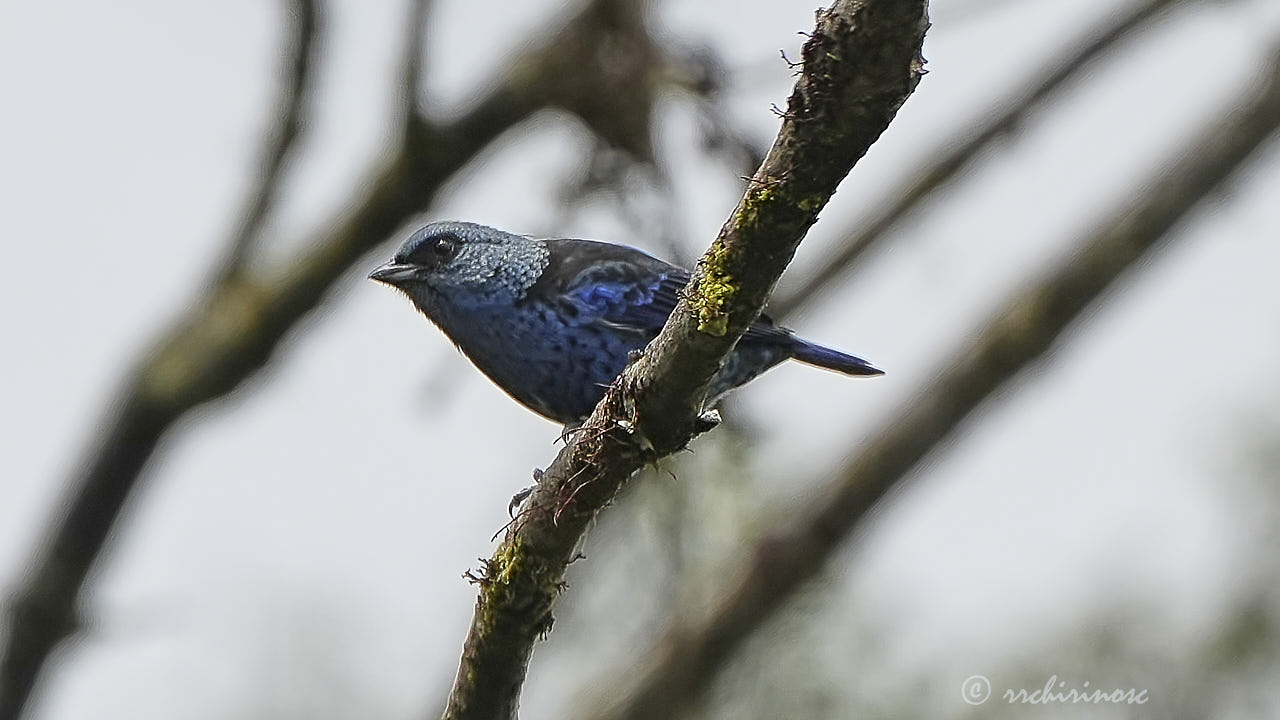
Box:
[524,239,677,332]
[527,237,794,343]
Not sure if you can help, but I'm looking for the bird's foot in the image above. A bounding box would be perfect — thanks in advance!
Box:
[509,472,541,517]
[693,408,722,434]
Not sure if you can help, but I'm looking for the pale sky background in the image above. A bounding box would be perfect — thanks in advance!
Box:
[3,0,1280,718]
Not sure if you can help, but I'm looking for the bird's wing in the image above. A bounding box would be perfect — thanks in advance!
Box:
[526,239,681,333]
[531,238,794,342]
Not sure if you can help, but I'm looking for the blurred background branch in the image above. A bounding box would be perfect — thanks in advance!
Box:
[580,38,1280,720]
[400,0,432,116]
[0,0,669,717]
[214,0,321,284]
[772,0,1190,318]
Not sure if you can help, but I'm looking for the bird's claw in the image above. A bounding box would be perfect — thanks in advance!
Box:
[506,481,532,515]
[693,408,722,433]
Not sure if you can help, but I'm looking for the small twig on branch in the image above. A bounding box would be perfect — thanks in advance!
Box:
[580,40,1280,720]
[438,2,931,718]
[771,0,1191,317]
[216,0,321,283]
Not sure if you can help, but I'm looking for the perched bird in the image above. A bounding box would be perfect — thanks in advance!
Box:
[369,221,882,425]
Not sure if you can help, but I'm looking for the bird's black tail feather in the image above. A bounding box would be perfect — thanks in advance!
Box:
[790,338,883,376]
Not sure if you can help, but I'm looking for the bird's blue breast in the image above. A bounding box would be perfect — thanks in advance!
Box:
[439,292,649,422]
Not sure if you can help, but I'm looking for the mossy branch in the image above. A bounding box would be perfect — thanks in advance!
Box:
[439,2,931,718]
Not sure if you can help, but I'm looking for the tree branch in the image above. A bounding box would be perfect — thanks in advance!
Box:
[439,2,931,718]
[215,0,321,283]
[581,40,1280,720]
[772,0,1190,317]
[400,0,432,117]
[0,2,662,718]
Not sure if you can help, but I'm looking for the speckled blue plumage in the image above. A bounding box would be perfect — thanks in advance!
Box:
[370,221,882,425]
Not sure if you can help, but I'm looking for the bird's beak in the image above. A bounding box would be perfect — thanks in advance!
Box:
[368,261,421,286]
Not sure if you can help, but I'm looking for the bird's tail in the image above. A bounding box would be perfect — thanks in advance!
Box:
[790,338,883,376]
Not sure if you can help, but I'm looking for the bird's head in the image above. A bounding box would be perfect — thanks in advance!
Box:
[369,221,550,310]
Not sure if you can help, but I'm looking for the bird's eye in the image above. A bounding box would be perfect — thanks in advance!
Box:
[432,235,458,260]
[406,232,461,267]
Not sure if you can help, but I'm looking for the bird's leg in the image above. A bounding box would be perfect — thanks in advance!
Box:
[557,420,586,444]
[508,468,544,516]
